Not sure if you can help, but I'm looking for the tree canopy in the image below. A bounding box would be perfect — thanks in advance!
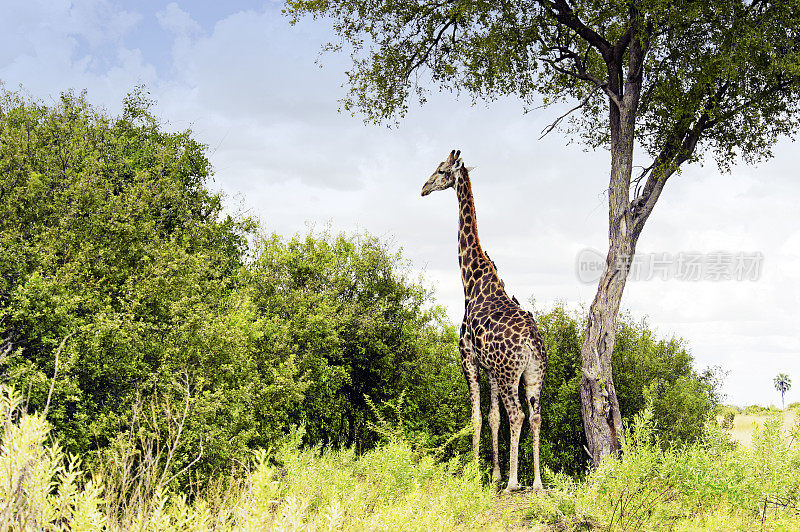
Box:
[774,373,792,408]
[0,88,255,462]
[286,0,800,164]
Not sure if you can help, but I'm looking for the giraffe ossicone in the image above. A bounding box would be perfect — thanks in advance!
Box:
[421,149,547,492]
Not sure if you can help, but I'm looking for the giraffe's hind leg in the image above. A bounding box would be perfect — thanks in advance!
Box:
[499,381,525,492]
[487,371,502,482]
[524,357,545,491]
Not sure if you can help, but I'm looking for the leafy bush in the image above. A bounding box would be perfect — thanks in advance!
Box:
[0,386,106,530]
[570,409,800,530]
[6,377,800,531]
[247,230,467,453]
[742,404,781,415]
[0,87,314,476]
[714,404,739,429]
[0,88,463,480]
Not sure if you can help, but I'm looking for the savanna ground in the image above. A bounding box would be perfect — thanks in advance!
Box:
[4,384,800,532]
[730,407,797,448]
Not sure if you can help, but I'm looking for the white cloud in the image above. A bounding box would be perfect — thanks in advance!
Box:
[0,0,151,106]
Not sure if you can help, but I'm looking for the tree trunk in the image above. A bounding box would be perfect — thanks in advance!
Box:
[580,135,643,465]
[580,48,642,465]
[580,244,630,466]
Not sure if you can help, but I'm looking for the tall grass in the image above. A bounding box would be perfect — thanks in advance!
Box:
[0,385,496,531]
[0,386,105,531]
[5,381,800,531]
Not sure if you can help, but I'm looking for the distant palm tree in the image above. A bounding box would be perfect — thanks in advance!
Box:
[774,373,792,409]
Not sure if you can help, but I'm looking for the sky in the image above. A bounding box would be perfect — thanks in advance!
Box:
[1,0,798,407]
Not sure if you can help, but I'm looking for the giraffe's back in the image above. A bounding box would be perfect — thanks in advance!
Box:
[463,288,546,383]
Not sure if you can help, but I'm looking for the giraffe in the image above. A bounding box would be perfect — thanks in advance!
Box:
[421,149,546,492]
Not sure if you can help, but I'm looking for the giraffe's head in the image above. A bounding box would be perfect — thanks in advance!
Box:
[421,149,463,196]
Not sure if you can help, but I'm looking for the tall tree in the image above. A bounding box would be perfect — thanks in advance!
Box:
[774,373,792,409]
[285,0,800,464]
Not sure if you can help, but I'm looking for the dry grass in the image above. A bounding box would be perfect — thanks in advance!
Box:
[730,410,797,447]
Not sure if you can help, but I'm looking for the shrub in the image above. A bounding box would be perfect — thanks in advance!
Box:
[571,409,800,530]
[0,88,464,478]
[247,230,466,454]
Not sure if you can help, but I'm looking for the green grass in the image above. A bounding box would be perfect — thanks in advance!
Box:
[5,384,800,531]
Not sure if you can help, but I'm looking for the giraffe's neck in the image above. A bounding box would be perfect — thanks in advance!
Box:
[456,168,499,299]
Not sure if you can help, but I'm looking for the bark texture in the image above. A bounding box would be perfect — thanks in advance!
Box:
[579,22,645,466]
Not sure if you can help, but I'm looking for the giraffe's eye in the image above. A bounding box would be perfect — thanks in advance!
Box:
[438,170,444,174]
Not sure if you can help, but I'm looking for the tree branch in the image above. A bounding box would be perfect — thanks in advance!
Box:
[540,44,621,109]
[712,76,799,126]
[543,0,612,57]
[630,113,709,236]
[403,16,458,78]
[630,77,735,233]
[539,83,604,138]
[43,332,76,417]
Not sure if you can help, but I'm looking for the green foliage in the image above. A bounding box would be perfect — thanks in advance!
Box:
[0,385,106,530]
[265,434,493,531]
[714,404,741,418]
[286,0,800,169]
[0,86,465,478]
[742,404,781,416]
[532,302,585,476]
[714,404,739,429]
[10,378,800,531]
[0,87,282,472]
[247,230,467,453]
[568,409,800,530]
[0,385,495,531]
[612,315,721,447]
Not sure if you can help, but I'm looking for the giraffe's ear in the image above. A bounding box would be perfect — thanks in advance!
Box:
[466,166,476,172]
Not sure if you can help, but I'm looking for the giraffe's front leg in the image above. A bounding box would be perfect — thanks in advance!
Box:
[461,353,482,464]
[458,338,481,462]
[500,382,525,492]
[487,372,502,482]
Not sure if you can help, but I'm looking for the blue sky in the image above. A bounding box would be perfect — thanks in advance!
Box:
[2,0,799,407]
